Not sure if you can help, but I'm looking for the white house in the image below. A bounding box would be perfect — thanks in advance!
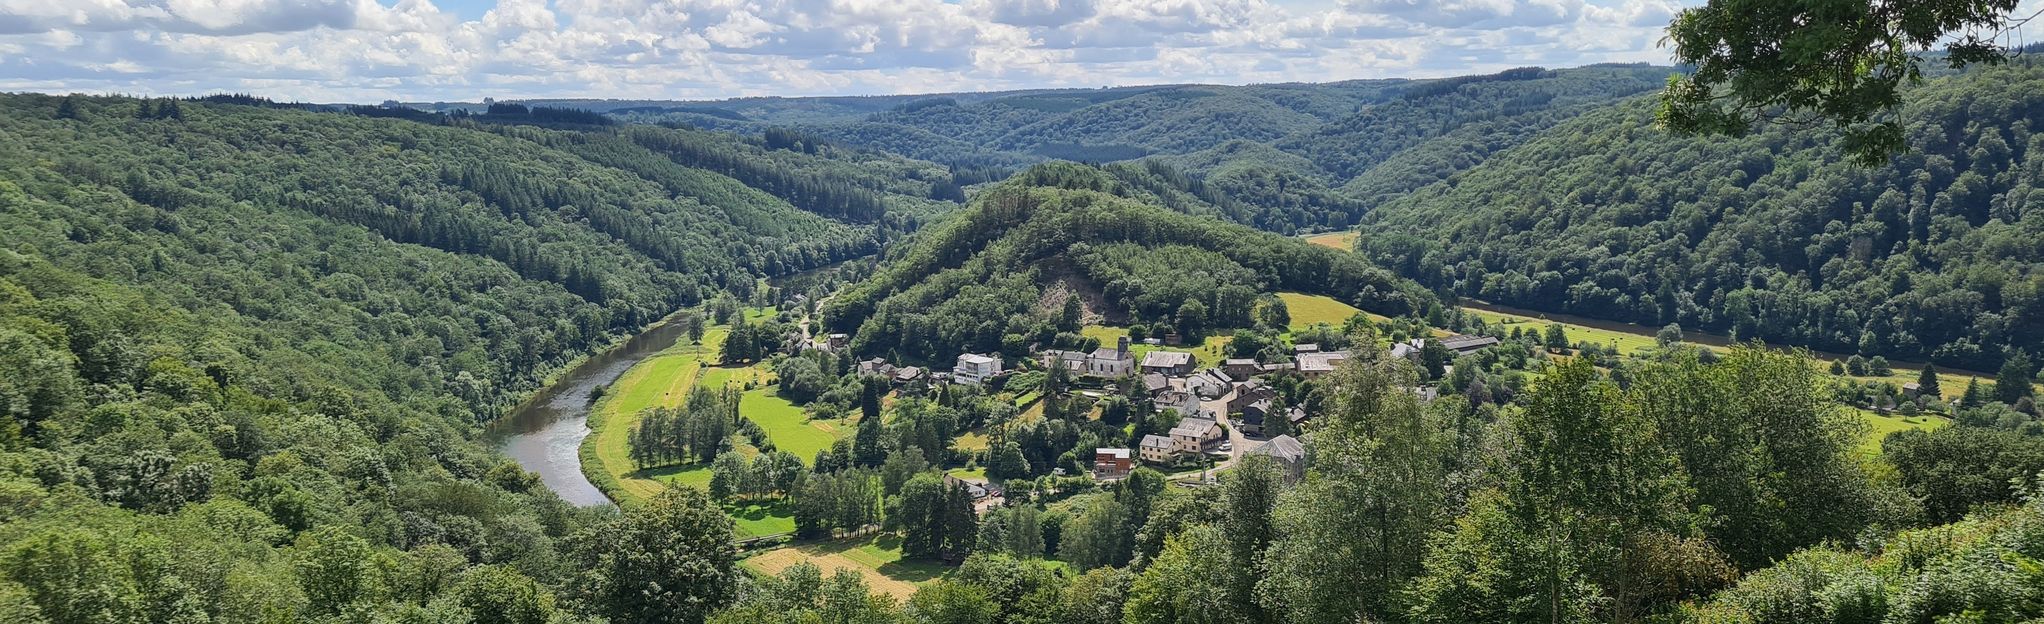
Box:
[1139,434,1175,464]
[1169,417,1224,455]
[953,353,1003,385]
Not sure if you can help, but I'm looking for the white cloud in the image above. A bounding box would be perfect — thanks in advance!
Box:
[0,0,1702,100]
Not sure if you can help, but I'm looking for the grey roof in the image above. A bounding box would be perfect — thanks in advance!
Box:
[1090,347,1130,361]
[1250,435,1306,462]
[1171,417,1219,438]
[1440,335,1501,351]
[1297,351,1350,372]
[1140,434,1173,449]
[1143,351,1193,368]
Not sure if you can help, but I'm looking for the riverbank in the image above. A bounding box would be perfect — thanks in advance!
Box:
[579,325,728,505]
[493,309,700,507]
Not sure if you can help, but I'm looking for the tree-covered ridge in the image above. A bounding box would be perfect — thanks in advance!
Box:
[1358,61,2044,370]
[820,162,1436,363]
[0,93,968,410]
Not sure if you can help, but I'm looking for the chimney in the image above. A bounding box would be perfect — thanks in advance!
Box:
[1118,335,1130,355]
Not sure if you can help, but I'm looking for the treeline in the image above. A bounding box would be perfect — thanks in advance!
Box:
[1360,60,2044,370]
[631,387,743,467]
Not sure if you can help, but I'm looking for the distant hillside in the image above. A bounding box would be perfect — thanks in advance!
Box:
[603,66,1673,233]
[820,162,1437,363]
[1358,62,2044,370]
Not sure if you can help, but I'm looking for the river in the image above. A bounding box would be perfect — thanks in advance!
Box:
[489,316,692,507]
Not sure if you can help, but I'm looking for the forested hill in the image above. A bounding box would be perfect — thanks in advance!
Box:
[1357,61,2044,371]
[0,92,958,416]
[820,162,1438,364]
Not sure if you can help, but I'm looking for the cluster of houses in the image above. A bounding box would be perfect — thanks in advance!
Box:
[834,327,1502,485]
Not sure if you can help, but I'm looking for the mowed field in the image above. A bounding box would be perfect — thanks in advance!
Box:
[741,387,848,465]
[582,304,849,513]
[741,535,947,599]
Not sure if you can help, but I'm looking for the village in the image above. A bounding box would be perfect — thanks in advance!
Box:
[823,327,1504,490]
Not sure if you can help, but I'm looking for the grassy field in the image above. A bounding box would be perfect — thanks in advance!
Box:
[741,535,948,599]
[1854,409,1951,456]
[1463,307,1662,356]
[741,387,847,465]
[1460,304,2021,400]
[1082,325,1231,367]
[725,500,797,538]
[1304,231,1358,251]
[1275,292,1382,330]
[952,430,990,452]
[582,326,725,505]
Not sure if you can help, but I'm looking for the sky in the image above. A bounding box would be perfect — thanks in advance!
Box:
[0,0,1704,103]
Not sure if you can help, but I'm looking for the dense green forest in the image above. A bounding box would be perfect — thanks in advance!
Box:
[819,162,1438,364]
[0,92,960,622]
[1359,61,2044,371]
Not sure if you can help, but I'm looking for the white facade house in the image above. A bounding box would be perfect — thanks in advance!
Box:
[953,353,1003,385]
[1139,434,1175,464]
[1169,417,1224,455]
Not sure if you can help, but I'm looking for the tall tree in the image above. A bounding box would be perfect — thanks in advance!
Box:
[1660,0,2023,164]
[573,488,739,624]
[1917,364,1943,400]
[1220,455,1284,624]
[1259,346,1448,622]
[1997,351,2036,405]
[1407,359,1718,622]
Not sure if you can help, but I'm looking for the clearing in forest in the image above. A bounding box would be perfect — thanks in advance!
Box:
[741,535,948,599]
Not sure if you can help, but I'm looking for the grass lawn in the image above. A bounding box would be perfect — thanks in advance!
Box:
[724,500,797,538]
[946,467,987,481]
[1855,409,1951,456]
[741,387,847,465]
[1304,231,1358,251]
[742,535,948,599]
